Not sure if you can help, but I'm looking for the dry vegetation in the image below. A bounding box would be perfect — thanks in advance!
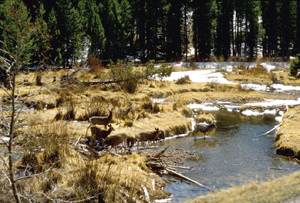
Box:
[225,64,300,86]
[185,169,300,203]
[275,105,300,158]
[2,61,300,202]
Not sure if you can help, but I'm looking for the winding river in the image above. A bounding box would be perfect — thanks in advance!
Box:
[156,111,300,203]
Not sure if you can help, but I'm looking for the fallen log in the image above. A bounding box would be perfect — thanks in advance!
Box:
[153,146,170,158]
[168,165,191,170]
[165,168,214,192]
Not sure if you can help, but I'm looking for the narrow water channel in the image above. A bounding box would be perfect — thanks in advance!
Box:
[156,111,300,203]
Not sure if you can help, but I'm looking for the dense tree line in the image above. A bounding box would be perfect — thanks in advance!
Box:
[1,0,300,65]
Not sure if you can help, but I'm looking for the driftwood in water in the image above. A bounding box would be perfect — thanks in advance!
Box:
[165,168,214,191]
[145,146,214,192]
[262,111,300,135]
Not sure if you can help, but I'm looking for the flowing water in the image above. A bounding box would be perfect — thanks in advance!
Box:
[155,111,300,203]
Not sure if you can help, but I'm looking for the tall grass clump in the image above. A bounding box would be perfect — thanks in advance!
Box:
[77,103,107,121]
[54,97,76,121]
[289,54,300,77]
[175,75,191,85]
[141,101,160,113]
[73,153,169,202]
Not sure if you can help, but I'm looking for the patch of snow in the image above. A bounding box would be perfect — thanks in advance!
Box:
[271,84,300,92]
[197,121,210,125]
[150,98,166,103]
[241,109,276,116]
[224,105,240,112]
[187,103,220,111]
[244,100,300,108]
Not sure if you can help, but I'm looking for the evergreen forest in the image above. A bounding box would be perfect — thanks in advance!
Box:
[1,0,300,66]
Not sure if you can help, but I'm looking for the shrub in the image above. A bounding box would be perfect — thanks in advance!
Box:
[156,63,173,81]
[175,75,191,85]
[289,54,300,76]
[88,55,105,73]
[110,61,139,93]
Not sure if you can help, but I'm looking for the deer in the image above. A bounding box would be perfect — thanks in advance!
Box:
[105,133,128,154]
[193,121,216,140]
[137,127,160,149]
[158,129,165,140]
[90,124,115,146]
[77,109,113,147]
[126,134,137,148]
[89,109,113,129]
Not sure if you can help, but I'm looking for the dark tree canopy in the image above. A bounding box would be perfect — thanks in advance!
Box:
[1,0,299,64]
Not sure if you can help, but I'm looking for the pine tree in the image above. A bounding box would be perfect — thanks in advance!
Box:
[215,0,234,59]
[165,0,183,61]
[278,0,291,60]
[118,0,132,60]
[0,0,50,201]
[82,0,106,58]
[245,0,259,60]
[192,0,214,61]
[295,1,300,54]
[261,0,278,58]
[56,0,85,67]
[47,8,60,64]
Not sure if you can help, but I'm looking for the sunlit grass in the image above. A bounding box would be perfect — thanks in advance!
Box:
[185,170,300,203]
[275,105,300,157]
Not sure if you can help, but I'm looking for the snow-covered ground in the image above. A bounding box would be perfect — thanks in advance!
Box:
[158,61,289,72]
[159,62,300,118]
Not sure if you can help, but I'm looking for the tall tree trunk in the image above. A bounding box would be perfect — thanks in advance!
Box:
[184,4,188,61]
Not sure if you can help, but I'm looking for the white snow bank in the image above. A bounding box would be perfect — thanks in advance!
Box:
[165,62,289,72]
[162,69,235,84]
[244,100,300,108]
[187,103,220,111]
[241,109,277,116]
[271,84,300,92]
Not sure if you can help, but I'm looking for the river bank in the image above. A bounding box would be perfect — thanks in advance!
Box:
[1,62,300,202]
[185,100,300,203]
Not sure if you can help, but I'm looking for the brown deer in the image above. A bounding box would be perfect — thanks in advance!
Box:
[126,134,137,148]
[89,109,113,129]
[137,127,160,149]
[193,121,216,140]
[90,124,115,146]
[105,133,128,153]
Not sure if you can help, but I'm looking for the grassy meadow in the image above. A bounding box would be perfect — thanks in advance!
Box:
[1,60,300,202]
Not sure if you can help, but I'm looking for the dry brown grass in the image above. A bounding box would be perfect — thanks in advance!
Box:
[73,153,169,202]
[195,113,215,124]
[6,64,300,202]
[275,105,300,157]
[225,64,300,86]
[185,170,300,203]
[225,65,272,84]
[164,91,266,104]
[240,105,265,113]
